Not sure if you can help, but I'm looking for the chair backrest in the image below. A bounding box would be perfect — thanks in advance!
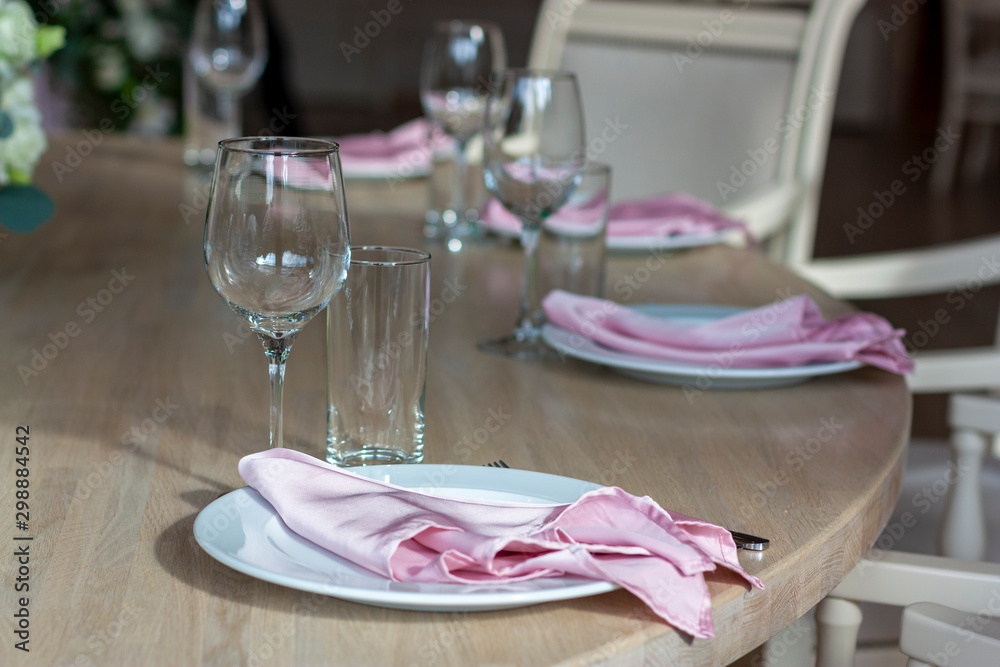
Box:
[794,231,1000,393]
[528,0,867,261]
[901,601,1000,667]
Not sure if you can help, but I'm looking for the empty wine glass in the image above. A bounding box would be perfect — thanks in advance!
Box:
[481,69,587,359]
[420,20,506,242]
[204,138,351,449]
[186,0,268,166]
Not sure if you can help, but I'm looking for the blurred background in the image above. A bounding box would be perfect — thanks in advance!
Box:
[31,0,999,439]
[32,0,940,139]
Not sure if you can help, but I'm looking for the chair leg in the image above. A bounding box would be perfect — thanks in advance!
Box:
[761,609,816,666]
[764,228,789,265]
[814,597,862,667]
[940,427,987,561]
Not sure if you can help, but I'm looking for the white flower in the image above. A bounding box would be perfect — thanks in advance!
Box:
[0,1,60,188]
[0,1,39,69]
[0,74,46,185]
[0,117,46,185]
[3,74,35,108]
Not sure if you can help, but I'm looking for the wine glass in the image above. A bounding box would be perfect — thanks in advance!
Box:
[420,20,506,241]
[480,69,587,359]
[204,138,351,449]
[186,0,268,166]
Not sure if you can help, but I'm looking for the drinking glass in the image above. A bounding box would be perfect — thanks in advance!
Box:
[537,162,611,301]
[204,137,351,450]
[420,20,506,242]
[480,69,587,359]
[327,247,431,466]
[186,0,268,167]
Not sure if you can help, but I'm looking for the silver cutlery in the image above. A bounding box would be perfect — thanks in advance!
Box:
[481,460,769,550]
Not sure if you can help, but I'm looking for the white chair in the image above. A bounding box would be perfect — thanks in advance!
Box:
[796,239,1000,555]
[527,0,867,263]
[901,600,1000,666]
[794,258,1000,666]
[819,552,1000,666]
[940,393,1000,563]
[781,238,1000,665]
[931,0,1000,193]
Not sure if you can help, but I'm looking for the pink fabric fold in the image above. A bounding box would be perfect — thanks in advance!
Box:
[482,193,749,240]
[542,291,913,374]
[238,448,764,638]
[335,118,448,178]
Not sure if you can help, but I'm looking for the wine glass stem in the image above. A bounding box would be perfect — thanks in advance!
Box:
[451,138,470,226]
[215,90,242,139]
[517,223,542,335]
[259,334,296,449]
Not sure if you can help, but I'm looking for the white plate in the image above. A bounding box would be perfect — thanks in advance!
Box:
[484,220,732,252]
[541,304,862,389]
[607,228,733,252]
[193,466,618,612]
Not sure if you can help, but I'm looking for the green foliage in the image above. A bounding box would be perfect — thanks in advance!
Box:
[29,0,196,136]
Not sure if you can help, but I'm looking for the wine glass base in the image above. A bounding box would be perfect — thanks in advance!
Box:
[327,447,423,467]
[477,331,557,360]
[423,222,498,252]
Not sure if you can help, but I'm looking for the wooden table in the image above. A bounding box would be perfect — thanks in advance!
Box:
[0,136,910,666]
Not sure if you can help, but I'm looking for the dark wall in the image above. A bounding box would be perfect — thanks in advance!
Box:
[249,0,542,136]
[249,0,943,141]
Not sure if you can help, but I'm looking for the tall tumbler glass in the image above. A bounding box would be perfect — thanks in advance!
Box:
[537,162,611,302]
[327,247,431,466]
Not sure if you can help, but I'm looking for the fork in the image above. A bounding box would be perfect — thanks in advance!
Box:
[481,460,768,550]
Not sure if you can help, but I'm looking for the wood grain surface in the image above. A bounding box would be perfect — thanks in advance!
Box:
[0,135,910,666]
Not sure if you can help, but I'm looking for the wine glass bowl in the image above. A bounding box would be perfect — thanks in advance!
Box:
[420,21,505,142]
[189,0,268,95]
[204,137,351,449]
[480,70,587,358]
[420,20,506,239]
[185,0,268,166]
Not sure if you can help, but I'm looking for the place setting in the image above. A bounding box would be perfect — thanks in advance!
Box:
[479,192,749,253]
[192,57,785,641]
[192,16,914,653]
[539,291,914,388]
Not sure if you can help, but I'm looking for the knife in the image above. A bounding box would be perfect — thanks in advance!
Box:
[731,530,770,551]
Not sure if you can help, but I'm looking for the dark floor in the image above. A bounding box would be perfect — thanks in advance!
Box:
[814,126,1000,438]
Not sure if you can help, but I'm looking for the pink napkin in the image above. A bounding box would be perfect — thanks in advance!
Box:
[543,291,913,374]
[335,118,447,178]
[239,448,764,638]
[482,193,748,240]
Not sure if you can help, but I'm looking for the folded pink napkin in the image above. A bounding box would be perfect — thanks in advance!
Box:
[543,291,913,374]
[482,193,748,240]
[335,118,447,178]
[239,448,763,638]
